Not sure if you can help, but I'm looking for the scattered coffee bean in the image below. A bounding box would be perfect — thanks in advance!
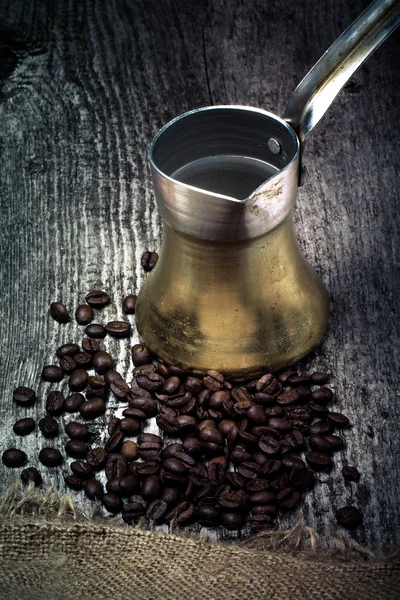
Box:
[57,343,80,358]
[342,465,360,482]
[13,386,36,406]
[131,344,151,366]
[70,461,94,480]
[41,365,64,383]
[79,397,105,419]
[59,355,77,374]
[85,290,110,308]
[92,351,113,374]
[46,391,65,416]
[327,412,350,428]
[105,455,127,479]
[39,448,62,467]
[311,371,330,384]
[73,352,92,369]
[65,475,84,490]
[306,451,332,470]
[13,417,35,436]
[84,479,103,500]
[141,251,158,272]
[39,416,59,437]
[21,467,42,486]
[102,493,123,513]
[122,294,137,314]
[336,505,362,529]
[110,379,130,399]
[82,338,100,354]
[86,447,107,470]
[75,304,94,325]
[65,439,89,458]
[120,441,139,461]
[2,448,27,467]
[65,422,90,440]
[68,369,88,392]
[84,324,107,339]
[49,302,69,323]
[105,321,131,338]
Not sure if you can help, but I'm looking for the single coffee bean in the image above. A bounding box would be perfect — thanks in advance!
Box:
[162,487,181,504]
[336,506,362,529]
[102,493,123,513]
[137,372,164,392]
[122,496,148,522]
[2,448,27,467]
[277,370,297,384]
[259,435,281,455]
[238,462,261,479]
[249,490,276,505]
[79,397,105,419]
[64,393,85,413]
[64,475,84,490]
[13,417,35,436]
[141,250,159,272]
[21,467,42,486]
[251,504,278,516]
[203,370,224,391]
[342,465,360,482]
[86,447,107,470]
[92,351,113,375]
[287,374,312,386]
[306,451,332,470]
[85,290,110,308]
[163,458,188,476]
[220,511,246,530]
[260,459,282,476]
[246,405,267,424]
[122,294,137,314]
[105,455,127,479]
[75,304,94,325]
[49,302,69,323]
[110,379,131,399]
[327,412,350,428]
[46,391,65,416]
[309,402,329,417]
[120,417,141,436]
[70,461,94,479]
[82,338,100,354]
[264,406,284,418]
[277,389,300,406]
[296,386,311,399]
[87,376,106,391]
[68,369,88,392]
[56,343,80,358]
[59,355,77,374]
[165,501,195,524]
[289,467,315,491]
[73,352,92,369]
[104,369,124,385]
[267,417,292,433]
[142,475,162,501]
[284,430,304,449]
[131,344,151,366]
[132,397,158,418]
[39,448,62,467]
[281,457,305,471]
[277,487,301,509]
[13,386,36,406]
[84,479,104,500]
[163,376,181,395]
[324,434,345,451]
[105,430,124,453]
[65,422,90,440]
[84,324,106,339]
[146,499,168,524]
[199,426,224,446]
[311,371,330,384]
[311,387,333,405]
[194,505,220,526]
[105,321,132,338]
[41,365,64,383]
[65,439,89,458]
[136,461,160,477]
[120,441,139,461]
[309,420,333,435]
[39,416,59,437]
[309,434,333,454]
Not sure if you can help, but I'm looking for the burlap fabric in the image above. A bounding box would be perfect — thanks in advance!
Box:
[0,483,398,600]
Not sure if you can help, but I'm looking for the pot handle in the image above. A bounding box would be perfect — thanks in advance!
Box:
[284,0,400,167]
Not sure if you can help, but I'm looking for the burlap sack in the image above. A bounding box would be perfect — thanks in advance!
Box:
[0,482,398,600]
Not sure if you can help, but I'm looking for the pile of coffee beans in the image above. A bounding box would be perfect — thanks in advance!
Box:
[1,250,362,532]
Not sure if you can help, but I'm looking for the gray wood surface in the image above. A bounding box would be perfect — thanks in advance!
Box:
[0,0,399,553]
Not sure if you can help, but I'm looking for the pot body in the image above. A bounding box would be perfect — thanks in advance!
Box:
[136,106,329,378]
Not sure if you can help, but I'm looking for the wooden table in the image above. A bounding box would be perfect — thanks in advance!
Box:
[0,0,399,553]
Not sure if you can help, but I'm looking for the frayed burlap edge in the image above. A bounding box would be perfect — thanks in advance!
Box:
[0,478,397,565]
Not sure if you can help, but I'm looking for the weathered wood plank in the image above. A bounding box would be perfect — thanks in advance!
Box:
[0,0,399,552]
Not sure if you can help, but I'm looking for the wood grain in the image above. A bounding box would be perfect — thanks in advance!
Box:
[0,0,399,552]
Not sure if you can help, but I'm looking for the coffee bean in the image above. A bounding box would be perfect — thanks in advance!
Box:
[142,475,162,501]
[281,457,305,471]
[79,397,105,419]
[105,455,127,479]
[259,435,281,455]
[65,439,89,458]
[342,466,360,482]
[85,447,106,470]
[104,369,123,385]
[84,479,103,500]
[220,511,246,529]
[309,420,333,435]
[287,374,312,386]
[85,290,110,308]
[203,370,224,391]
[105,430,124,453]
[13,386,36,406]
[276,389,300,406]
[251,504,277,516]
[336,506,362,529]
[59,355,77,374]
[105,321,132,338]
[324,434,345,451]
[238,461,261,479]
[68,369,88,392]
[131,344,151,366]
[230,445,253,465]
[141,251,159,272]
[13,417,35,436]
[277,370,297,384]
[264,406,284,418]
[39,448,62,467]
[56,343,80,358]
[2,448,27,467]
[276,487,301,509]
[136,461,160,477]
[110,379,131,399]
[41,365,64,382]
[260,458,282,476]
[82,338,100,354]
[194,505,220,525]
[327,412,350,427]
[39,416,59,437]
[161,443,182,459]
[49,302,69,323]
[75,304,94,325]
[46,391,65,416]
[102,493,123,513]
[311,371,330,384]
[21,467,42,486]
[309,402,329,417]
[122,496,148,522]
[65,476,84,490]
[120,417,141,436]
[162,487,180,504]
[137,372,164,392]
[120,441,139,461]
[91,350,113,375]
[70,461,94,479]
[245,405,267,424]
[267,417,292,433]
[162,376,181,395]
[311,387,333,405]
[306,451,332,470]
[289,467,315,490]
[122,294,137,314]
[165,501,195,523]
[84,324,106,339]
[284,430,304,449]
[65,422,90,440]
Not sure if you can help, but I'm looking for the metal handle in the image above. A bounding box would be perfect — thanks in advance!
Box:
[284,0,400,149]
